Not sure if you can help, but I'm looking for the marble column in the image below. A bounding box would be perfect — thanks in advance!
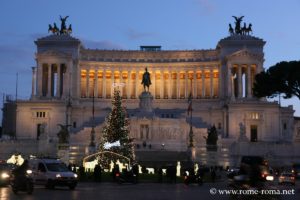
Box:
[56,64,61,97]
[193,69,197,98]
[202,68,205,98]
[86,69,90,98]
[31,67,36,97]
[237,65,242,98]
[177,71,180,98]
[227,63,235,101]
[95,69,98,98]
[185,70,188,98]
[103,69,106,98]
[160,70,163,98]
[210,69,214,98]
[217,65,221,98]
[127,70,131,98]
[62,62,71,98]
[162,71,166,98]
[247,65,252,98]
[135,70,138,98]
[257,62,263,73]
[47,64,52,97]
[78,66,82,98]
[152,70,156,96]
[112,70,115,97]
[119,69,123,96]
[169,70,172,98]
[37,62,43,96]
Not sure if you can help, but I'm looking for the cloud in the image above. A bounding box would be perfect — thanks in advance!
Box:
[81,39,124,49]
[124,28,157,40]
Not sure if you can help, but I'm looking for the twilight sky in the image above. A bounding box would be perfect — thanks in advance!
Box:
[0,0,299,121]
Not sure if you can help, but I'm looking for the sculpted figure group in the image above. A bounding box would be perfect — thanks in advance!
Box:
[229,16,252,36]
[48,16,72,35]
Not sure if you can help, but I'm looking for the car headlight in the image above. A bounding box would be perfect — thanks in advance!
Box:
[1,172,10,179]
[56,174,61,178]
[74,174,78,178]
[26,170,33,174]
[266,175,274,181]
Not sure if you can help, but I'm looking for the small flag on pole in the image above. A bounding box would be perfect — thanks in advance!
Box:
[187,92,192,115]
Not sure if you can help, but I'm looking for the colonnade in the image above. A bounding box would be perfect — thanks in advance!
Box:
[228,63,257,99]
[33,63,258,100]
[34,63,67,98]
[79,67,220,99]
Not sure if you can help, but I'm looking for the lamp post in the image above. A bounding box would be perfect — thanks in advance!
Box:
[188,77,196,162]
[89,77,96,148]
[65,92,72,132]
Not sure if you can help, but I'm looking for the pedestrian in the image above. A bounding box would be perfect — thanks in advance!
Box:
[171,165,177,183]
[67,163,72,171]
[79,165,85,181]
[94,164,102,182]
[158,167,163,183]
[211,169,216,183]
[72,164,77,173]
[112,163,120,182]
[132,163,139,183]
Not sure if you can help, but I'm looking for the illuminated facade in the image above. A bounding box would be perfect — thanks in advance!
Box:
[10,33,300,166]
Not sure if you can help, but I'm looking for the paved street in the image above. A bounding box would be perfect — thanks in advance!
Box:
[0,181,299,200]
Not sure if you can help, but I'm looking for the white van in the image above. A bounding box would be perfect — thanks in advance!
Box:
[29,158,78,190]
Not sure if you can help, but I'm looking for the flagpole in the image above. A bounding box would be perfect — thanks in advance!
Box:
[188,77,195,163]
[189,78,194,148]
[90,76,96,148]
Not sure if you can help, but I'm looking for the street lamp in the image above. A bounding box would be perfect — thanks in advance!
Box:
[187,76,196,162]
[188,77,194,148]
[89,76,96,148]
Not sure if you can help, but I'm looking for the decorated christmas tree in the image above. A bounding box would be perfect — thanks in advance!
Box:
[204,125,218,151]
[205,125,218,145]
[99,89,134,167]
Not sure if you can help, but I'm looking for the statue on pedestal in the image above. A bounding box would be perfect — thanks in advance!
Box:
[141,68,151,92]
[238,122,248,142]
[57,124,70,144]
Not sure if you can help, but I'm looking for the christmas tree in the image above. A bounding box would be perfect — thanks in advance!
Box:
[99,89,134,167]
[204,125,218,151]
[205,125,218,145]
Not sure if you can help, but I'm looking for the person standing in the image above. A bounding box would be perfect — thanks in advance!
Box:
[94,164,102,182]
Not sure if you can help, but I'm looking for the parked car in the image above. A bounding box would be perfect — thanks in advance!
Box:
[28,158,78,190]
[278,173,295,185]
[227,167,240,179]
[0,162,15,186]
